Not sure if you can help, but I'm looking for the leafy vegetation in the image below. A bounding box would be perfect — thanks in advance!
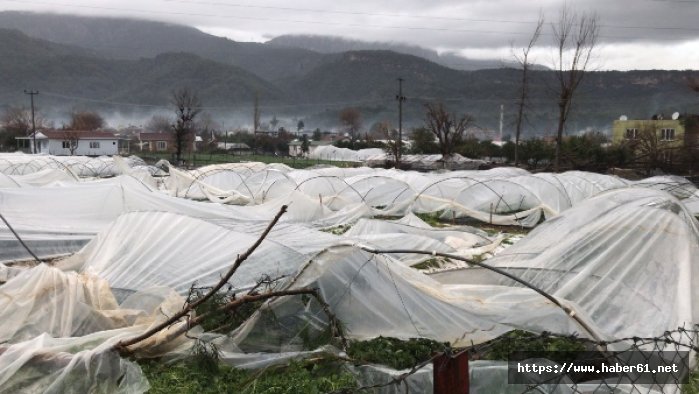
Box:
[684,367,699,394]
[347,336,448,370]
[414,212,448,227]
[188,287,264,334]
[480,330,587,361]
[411,258,445,270]
[320,224,352,235]
[141,359,357,394]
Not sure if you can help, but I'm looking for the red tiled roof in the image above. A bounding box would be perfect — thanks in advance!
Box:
[39,130,117,139]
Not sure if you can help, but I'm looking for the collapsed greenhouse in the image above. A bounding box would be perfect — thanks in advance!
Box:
[0,152,698,393]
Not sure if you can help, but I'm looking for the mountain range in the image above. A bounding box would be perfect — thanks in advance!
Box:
[0,11,698,134]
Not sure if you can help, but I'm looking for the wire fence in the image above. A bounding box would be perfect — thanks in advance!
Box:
[353,327,699,393]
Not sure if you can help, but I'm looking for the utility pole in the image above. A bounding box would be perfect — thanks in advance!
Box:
[24,90,39,153]
[395,78,406,165]
[499,104,504,143]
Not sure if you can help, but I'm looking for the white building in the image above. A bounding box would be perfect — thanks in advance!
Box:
[17,130,121,156]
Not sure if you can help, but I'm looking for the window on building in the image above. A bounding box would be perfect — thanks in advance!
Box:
[625,128,638,139]
[156,141,167,151]
[89,141,100,149]
[661,128,675,141]
[62,140,72,149]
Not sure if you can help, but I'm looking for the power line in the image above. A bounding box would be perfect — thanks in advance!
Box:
[163,0,699,33]
[3,0,698,40]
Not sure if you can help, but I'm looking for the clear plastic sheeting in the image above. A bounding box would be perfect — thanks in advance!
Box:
[0,333,149,393]
[0,262,197,393]
[307,146,487,169]
[0,154,697,391]
[686,191,699,217]
[307,145,383,162]
[349,364,433,394]
[233,246,591,349]
[349,360,605,394]
[343,214,495,265]
[431,188,699,341]
[64,211,311,293]
[159,163,698,228]
[0,153,147,177]
[0,264,131,342]
[0,182,273,262]
[0,169,78,187]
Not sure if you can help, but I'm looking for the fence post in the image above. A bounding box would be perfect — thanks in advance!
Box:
[433,351,469,394]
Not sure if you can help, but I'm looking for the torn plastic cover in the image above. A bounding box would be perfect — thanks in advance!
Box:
[430,188,699,341]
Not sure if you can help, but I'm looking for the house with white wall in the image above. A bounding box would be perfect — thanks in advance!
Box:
[17,130,120,156]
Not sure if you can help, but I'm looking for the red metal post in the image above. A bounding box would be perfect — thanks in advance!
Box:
[433,352,469,394]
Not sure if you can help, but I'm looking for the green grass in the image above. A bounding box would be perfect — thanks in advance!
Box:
[685,368,699,394]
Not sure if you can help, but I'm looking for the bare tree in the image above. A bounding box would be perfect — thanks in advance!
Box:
[424,102,474,158]
[196,112,220,144]
[551,6,599,172]
[145,115,172,132]
[270,115,279,131]
[513,14,544,167]
[2,107,31,135]
[253,92,260,133]
[689,77,699,93]
[1,107,48,151]
[61,130,80,155]
[632,123,674,175]
[634,124,660,175]
[339,107,362,141]
[69,110,105,131]
[171,88,201,164]
[1,106,47,134]
[378,120,402,166]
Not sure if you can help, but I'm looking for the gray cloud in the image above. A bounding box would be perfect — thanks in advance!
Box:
[2,0,699,69]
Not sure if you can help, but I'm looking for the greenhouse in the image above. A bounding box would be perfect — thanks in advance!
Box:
[0,152,698,393]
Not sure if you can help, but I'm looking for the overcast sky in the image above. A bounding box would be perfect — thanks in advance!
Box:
[2,0,699,70]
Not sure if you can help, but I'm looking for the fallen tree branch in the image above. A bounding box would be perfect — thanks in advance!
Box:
[155,287,347,351]
[112,204,288,354]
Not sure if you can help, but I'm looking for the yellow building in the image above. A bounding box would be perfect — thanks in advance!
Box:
[611,118,685,147]
[611,115,699,171]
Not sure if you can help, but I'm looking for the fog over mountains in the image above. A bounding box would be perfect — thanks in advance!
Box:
[1,11,698,134]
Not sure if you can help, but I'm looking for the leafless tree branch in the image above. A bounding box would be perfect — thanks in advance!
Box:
[112,204,288,354]
[513,13,544,167]
[551,5,599,172]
